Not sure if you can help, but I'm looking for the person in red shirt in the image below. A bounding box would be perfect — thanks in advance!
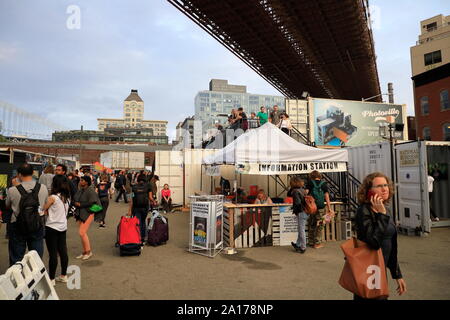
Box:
[161,184,173,213]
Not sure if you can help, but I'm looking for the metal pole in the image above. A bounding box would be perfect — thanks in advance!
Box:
[389,124,397,223]
[388,83,394,104]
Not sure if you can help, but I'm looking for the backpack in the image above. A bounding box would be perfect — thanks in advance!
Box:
[15,183,43,234]
[304,195,318,214]
[311,180,326,209]
[147,211,169,246]
[132,184,149,208]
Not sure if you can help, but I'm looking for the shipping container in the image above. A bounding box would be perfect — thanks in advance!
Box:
[100,151,145,170]
[395,141,450,234]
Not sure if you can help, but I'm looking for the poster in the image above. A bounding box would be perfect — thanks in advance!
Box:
[279,206,299,246]
[0,174,8,198]
[312,98,405,147]
[192,202,210,249]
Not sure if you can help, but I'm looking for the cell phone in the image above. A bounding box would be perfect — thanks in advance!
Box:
[367,190,377,201]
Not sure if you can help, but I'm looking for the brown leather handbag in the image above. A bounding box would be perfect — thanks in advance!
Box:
[338,237,389,299]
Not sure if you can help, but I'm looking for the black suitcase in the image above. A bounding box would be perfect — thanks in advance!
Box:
[147,216,169,246]
[119,243,141,256]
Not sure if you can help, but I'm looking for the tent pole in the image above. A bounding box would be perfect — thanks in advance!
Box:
[200,164,203,192]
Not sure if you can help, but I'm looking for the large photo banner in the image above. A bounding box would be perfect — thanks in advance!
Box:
[312,98,405,147]
[235,161,347,175]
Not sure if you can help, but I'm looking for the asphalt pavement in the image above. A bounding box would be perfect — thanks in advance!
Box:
[1,200,449,300]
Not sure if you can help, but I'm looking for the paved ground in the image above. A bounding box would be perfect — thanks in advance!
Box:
[1,201,450,300]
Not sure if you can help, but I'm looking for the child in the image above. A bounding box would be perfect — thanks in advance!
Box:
[161,184,173,213]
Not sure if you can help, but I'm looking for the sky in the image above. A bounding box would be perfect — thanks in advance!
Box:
[0,0,448,141]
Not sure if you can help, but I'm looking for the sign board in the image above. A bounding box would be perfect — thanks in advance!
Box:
[278,206,299,246]
[399,149,420,167]
[312,98,406,147]
[191,202,210,249]
[235,161,347,175]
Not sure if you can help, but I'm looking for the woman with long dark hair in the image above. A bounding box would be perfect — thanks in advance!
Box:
[43,175,71,286]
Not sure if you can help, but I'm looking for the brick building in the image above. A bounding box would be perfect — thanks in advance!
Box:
[410,14,450,141]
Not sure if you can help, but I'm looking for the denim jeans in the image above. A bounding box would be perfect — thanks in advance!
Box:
[8,222,45,266]
[132,207,148,243]
[295,212,309,250]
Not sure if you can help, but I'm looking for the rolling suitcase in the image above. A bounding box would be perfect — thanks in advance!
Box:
[116,216,141,256]
[147,211,169,246]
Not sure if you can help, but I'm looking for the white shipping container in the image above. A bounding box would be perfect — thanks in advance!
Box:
[347,141,393,183]
[100,151,145,169]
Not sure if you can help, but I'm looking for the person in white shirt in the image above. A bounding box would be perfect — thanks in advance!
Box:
[278,113,293,135]
[428,175,439,221]
[43,175,70,285]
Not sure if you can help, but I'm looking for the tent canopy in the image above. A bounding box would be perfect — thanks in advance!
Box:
[202,122,348,175]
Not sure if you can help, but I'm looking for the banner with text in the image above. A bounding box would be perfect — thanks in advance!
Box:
[235,161,347,175]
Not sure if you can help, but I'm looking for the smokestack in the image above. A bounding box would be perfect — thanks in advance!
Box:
[388,83,394,104]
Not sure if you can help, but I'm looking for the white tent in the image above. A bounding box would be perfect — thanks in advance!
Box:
[202,122,348,175]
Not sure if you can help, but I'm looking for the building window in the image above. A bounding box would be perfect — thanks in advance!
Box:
[421,96,429,115]
[441,90,449,110]
[423,127,431,140]
[424,50,442,66]
[425,22,437,32]
[444,124,450,141]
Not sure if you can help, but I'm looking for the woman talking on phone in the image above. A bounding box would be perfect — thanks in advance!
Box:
[355,172,407,300]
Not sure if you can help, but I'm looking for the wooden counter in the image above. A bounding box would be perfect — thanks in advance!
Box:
[223,202,345,248]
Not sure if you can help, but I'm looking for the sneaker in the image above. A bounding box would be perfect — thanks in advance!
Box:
[291,242,299,252]
[56,275,68,283]
[82,252,92,260]
[99,224,106,229]
[76,253,85,259]
[298,248,306,254]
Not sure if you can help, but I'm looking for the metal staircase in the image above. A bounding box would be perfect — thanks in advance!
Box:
[289,125,361,215]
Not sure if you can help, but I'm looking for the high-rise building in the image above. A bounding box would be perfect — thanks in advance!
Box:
[195,79,285,130]
[97,89,168,137]
[410,14,450,141]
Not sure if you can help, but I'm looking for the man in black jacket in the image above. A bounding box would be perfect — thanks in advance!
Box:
[115,171,128,203]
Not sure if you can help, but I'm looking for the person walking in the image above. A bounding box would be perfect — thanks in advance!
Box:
[161,184,173,213]
[128,175,151,246]
[39,165,55,194]
[73,176,100,260]
[257,106,268,126]
[289,177,308,254]
[110,173,116,199]
[305,170,334,249]
[428,174,439,221]
[96,176,111,228]
[115,171,127,203]
[42,175,70,286]
[354,172,407,300]
[5,164,48,266]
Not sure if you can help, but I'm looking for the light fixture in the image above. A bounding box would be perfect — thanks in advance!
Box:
[301,91,310,99]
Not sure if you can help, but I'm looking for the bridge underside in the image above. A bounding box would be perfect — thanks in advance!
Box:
[169,0,381,101]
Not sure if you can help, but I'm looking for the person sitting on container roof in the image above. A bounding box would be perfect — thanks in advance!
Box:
[254,190,273,205]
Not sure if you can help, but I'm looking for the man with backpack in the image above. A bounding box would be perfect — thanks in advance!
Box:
[305,170,334,249]
[128,175,151,246]
[5,163,49,266]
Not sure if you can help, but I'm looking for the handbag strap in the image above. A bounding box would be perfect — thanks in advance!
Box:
[352,237,358,248]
